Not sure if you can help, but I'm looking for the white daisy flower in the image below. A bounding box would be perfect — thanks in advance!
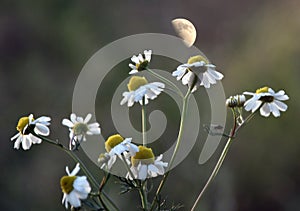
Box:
[11,114,51,150]
[128,146,168,180]
[60,163,91,209]
[120,76,165,107]
[129,50,152,74]
[62,113,101,149]
[100,134,139,169]
[243,87,289,117]
[172,55,224,92]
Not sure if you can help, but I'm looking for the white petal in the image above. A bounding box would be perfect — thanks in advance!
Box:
[182,71,194,86]
[70,113,77,123]
[270,103,280,117]
[260,103,271,117]
[131,55,140,64]
[66,191,81,208]
[34,123,50,136]
[11,133,20,141]
[84,113,92,123]
[129,69,138,75]
[22,136,32,150]
[73,176,91,197]
[138,54,144,62]
[29,134,42,144]
[144,50,152,61]
[273,100,288,111]
[138,164,148,180]
[70,163,80,176]
[62,119,74,128]
[13,136,22,149]
[88,127,101,135]
[76,116,84,123]
[207,68,224,80]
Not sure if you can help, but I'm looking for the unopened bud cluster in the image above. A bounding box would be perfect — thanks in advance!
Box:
[226,95,246,108]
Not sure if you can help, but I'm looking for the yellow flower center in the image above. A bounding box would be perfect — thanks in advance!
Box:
[187,55,209,64]
[60,176,76,194]
[256,87,274,102]
[16,116,34,134]
[136,60,149,71]
[73,123,88,135]
[256,86,269,94]
[105,134,124,152]
[127,76,148,91]
[131,146,155,166]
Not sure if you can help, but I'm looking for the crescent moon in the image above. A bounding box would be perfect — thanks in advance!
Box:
[172,18,197,47]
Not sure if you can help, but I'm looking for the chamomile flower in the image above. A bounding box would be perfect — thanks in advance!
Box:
[11,114,51,150]
[60,163,91,209]
[62,113,101,149]
[100,134,139,169]
[129,50,152,74]
[243,87,289,117]
[172,55,224,92]
[128,146,168,180]
[120,76,165,107]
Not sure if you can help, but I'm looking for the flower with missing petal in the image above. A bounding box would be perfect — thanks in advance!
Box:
[128,146,168,180]
[11,114,51,150]
[60,163,91,209]
[129,50,152,74]
[62,113,101,149]
[100,134,139,169]
[172,55,224,92]
[243,86,289,117]
[120,76,165,107]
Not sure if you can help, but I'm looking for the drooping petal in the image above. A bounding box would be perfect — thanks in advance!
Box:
[260,103,271,117]
[270,102,280,117]
[22,136,32,150]
[66,191,81,208]
[273,100,288,111]
[34,123,50,136]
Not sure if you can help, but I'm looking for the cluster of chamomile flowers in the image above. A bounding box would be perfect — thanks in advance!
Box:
[10,49,289,209]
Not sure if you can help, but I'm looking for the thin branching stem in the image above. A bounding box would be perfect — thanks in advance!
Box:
[150,89,191,211]
[33,133,119,211]
[190,108,238,211]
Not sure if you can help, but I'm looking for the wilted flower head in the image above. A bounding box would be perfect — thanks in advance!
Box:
[129,146,168,180]
[243,86,289,117]
[60,163,91,209]
[100,134,139,170]
[11,114,51,150]
[172,55,224,92]
[120,76,165,107]
[129,50,152,74]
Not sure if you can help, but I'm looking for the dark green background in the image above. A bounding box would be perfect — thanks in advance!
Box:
[1,0,300,210]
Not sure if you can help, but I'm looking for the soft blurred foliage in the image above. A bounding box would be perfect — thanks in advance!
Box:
[1,0,300,210]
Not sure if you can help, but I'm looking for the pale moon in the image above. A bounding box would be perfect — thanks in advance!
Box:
[172,18,197,47]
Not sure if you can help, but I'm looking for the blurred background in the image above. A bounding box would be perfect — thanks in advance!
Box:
[1,0,300,210]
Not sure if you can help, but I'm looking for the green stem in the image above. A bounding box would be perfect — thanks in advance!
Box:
[139,181,149,211]
[150,89,191,211]
[34,134,119,211]
[190,109,238,211]
[142,100,147,146]
[147,68,184,98]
